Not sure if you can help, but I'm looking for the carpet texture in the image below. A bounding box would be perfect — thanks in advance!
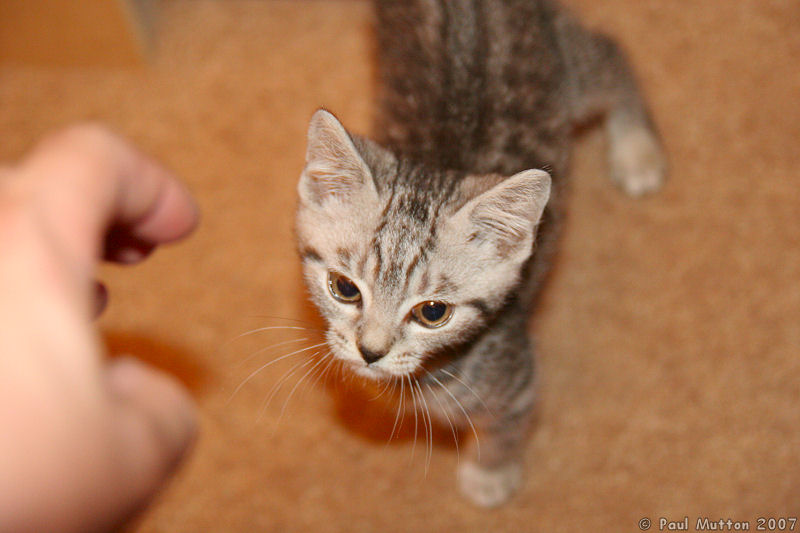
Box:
[1,1,798,531]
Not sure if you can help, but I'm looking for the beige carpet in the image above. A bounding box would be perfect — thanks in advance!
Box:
[0,1,798,531]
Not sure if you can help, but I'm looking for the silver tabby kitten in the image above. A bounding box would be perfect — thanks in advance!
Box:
[295,0,665,507]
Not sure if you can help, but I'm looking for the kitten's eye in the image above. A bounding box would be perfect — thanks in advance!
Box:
[328,272,362,303]
[411,301,453,328]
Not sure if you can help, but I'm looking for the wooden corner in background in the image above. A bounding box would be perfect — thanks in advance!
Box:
[0,0,157,66]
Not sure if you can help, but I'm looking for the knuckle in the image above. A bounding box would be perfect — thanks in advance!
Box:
[0,196,36,249]
[54,121,114,146]
[38,122,120,164]
[33,123,124,181]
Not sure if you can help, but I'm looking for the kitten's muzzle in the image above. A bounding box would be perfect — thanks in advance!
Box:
[357,344,385,365]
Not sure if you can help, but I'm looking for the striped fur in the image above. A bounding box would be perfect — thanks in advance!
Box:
[296,0,665,507]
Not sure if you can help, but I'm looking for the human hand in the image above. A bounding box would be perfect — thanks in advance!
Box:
[0,124,199,533]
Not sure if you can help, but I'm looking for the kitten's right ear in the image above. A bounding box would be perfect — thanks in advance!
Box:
[299,109,375,206]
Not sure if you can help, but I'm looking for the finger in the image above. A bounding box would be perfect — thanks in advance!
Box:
[103,226,156,264]
[13,123,199,272]
[104,357,197,527]
[93,280,108,317]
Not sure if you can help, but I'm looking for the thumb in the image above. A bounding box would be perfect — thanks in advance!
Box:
[104,357,198,527]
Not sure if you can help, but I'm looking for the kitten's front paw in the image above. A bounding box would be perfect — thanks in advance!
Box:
[609,127,666,197]
[457,460,522,508]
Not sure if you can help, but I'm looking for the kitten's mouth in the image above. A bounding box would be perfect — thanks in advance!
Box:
[345,357,418,381]
[326,333,420,379]
[352,364,387,380]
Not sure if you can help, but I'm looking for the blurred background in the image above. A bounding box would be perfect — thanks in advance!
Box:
[0,1,797,531]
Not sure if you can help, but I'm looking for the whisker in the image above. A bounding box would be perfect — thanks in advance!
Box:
[228,341,328,403]
[261,355,318,421]
[426,382,460,465]
[229,325,319,343]
[427,371,480,461]
[415,379,434,475]
[369,377,394,402]
[408,375,419,462]
[234,337,310,369]
[334,358,346,393]
[374,378,398,410]
[277,353,329,422]
[248,315,323,328]
[386,377,405,447]
[306,351,337,394]
[440,368,494,418]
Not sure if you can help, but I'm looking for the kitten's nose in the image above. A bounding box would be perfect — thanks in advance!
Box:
[358,344,385,365]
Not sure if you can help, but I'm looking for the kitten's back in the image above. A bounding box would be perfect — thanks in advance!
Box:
[374,0,571,177]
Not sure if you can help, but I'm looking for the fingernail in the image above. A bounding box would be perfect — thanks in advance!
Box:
[113,246,150,264]
[93,280,108,317]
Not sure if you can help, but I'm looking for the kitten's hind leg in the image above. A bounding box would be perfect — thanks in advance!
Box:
[557,16,667,196]
[604,77,667,197]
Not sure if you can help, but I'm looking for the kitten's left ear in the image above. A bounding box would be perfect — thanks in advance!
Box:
[299,109,376,206]
[450,169,551,262]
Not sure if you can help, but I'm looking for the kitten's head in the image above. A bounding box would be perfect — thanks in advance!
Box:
[295,110,550,380]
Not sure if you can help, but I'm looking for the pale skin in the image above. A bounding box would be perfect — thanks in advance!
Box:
[0,124,199,533]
